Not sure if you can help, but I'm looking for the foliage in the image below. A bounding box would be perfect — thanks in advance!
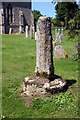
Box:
[51,17,63,27]
[52,1,80,39]
[31,91,78,113]
[32,10,43,25]
[75,9,80,29]
[68,19,78,38]
[52,1,79,28]
[68,19,75,29]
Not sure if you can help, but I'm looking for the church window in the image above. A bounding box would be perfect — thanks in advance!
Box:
[7,4,13,24]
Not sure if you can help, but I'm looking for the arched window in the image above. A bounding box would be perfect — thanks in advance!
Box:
[7,4,13,24]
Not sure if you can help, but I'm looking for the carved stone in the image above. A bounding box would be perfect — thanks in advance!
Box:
[30,25,33,39]
[21,17,67,105]
[35,16,54,79]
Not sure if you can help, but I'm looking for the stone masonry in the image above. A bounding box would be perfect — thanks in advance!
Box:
[0,1,34,34]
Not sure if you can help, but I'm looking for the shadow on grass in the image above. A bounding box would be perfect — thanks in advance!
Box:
[52,74,77,93]
[48,74,77,94]
[63,79,77,92]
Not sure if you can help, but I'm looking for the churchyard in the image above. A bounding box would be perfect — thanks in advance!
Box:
[2,22,79,119]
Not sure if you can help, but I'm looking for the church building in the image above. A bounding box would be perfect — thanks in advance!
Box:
[0,1,34,34]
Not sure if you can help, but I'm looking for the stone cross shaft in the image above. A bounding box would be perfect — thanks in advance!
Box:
[35,16,54,79]
[30,25,33,39]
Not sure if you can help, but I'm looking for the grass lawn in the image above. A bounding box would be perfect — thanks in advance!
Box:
[2,31,79,119]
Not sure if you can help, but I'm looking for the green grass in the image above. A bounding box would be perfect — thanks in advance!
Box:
[0,35,2,120]
[2,32,79,118]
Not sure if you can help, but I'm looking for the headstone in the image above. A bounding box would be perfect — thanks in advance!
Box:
[0,25,2,34]
[35,16,54,79]
[54,45,68,58]
[19,25,22,34]
[55,32,63,43]
[55,32,60,43]
[58,33,63,43]
[35,32,38,40]
[30,25,33,39]
[26,26,28,38]
[32,26,35,35]
[9,28,12,34]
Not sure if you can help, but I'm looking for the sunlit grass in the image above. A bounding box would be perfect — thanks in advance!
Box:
[2,33,79,118]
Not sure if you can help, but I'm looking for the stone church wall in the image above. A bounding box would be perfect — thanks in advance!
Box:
[0,2,34,34]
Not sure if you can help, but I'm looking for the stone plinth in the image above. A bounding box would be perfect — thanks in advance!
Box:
[30,25,33,39]
[21,17,67,106]
[35,16,54,79]
[21,76,66,99]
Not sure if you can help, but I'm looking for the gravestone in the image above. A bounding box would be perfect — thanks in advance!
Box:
[9,28,12,34]
[35,16,54,79]
[55,32,63,43]
[55,32,60,43]
[19,25,22,34]
[54,45,68,58]
[30,25,33,39]
[35,32,38,40]
[26,26,28,38]
[58,33,63,43]
[32,26,35,35]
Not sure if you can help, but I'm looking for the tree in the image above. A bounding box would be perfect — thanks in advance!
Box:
[75,9,80,29]
[53,1,78,28]
[32,10,43,25]
[51,17,63,27]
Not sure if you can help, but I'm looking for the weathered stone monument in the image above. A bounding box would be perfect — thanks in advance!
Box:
[32,25,35,35]
[35,32,38,40]
[54,27,64,43]
[54,45,68,58]
[55,32,60,43]
[26,26,28,38]
[30,25,33,39]
[58,33,64,43]
[35,16,54,79]
[53,27,68,58]
[9,28,12,34]
[21,17,66,104]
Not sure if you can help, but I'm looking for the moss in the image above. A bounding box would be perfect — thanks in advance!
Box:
[35,71,47,77]
[35,71,54,80]
[35,71,40,76]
